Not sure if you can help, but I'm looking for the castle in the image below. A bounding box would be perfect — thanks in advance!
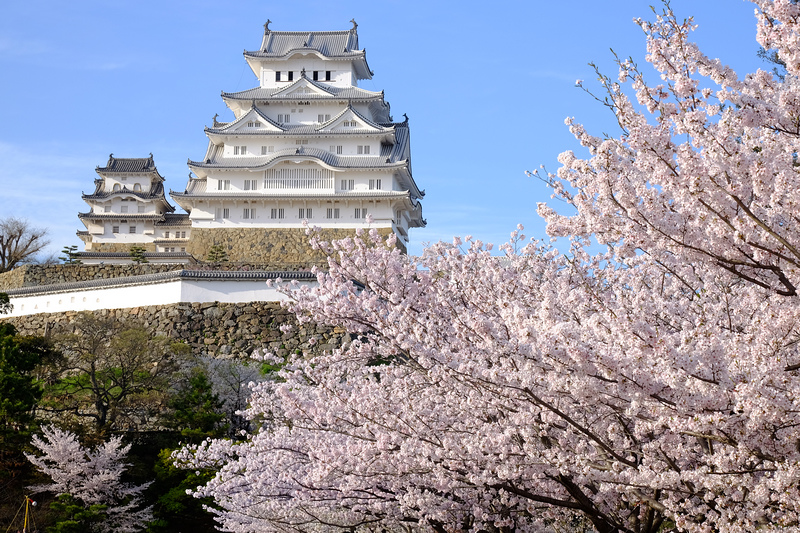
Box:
[76,20,424,265]
[0,21,424,322]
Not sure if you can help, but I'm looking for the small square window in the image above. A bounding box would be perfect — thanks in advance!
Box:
[129,226,136,234]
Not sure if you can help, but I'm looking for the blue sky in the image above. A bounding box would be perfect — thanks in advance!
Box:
[0,0,764,259]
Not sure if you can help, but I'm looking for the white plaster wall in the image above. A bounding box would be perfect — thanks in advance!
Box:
[179,279,302,303]
[6,278,313,318]
[259,57,352,88]
[8,280,184,317]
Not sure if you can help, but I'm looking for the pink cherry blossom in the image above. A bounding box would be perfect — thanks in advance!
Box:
[179,2,800,531]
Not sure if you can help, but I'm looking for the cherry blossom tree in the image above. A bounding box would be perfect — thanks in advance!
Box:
[179,2,800,531]
[26,426,152,532]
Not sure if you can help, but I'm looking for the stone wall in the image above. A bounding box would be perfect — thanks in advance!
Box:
[0,262,322,291]
[0,264,181,290]
[2,301,346,359]
[86,242,158,253]
[187,227,404,264]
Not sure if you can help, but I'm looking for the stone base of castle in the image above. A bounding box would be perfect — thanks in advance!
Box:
[186,227,404,264]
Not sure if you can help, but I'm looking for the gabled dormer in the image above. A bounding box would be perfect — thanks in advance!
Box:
[270,75,334,99]
[317,104,391,134]
[206,106,285,144]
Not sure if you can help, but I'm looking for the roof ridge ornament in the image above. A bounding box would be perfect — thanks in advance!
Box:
[350,18,358,31]
[264,19,272,33]
[403,113,409,123]
[301,67,307,78]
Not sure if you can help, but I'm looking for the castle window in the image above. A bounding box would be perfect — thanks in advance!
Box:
[326,208,340,219]
[120,206,128,213]
[133,183,142,192]
[270,208,285,219]
[244,179,258,190]
[357,145,370,154]
[318,114,331,122]
[243,208,256,220]
[296,140,308,145]
[313,71,319,81]
[298,207,312,219]
[218,179,231,191]
[261,146,275,154]
[112,225,119,234]
[104,206,111,213]
[287,71,294,81]
[369,179,381,190]
[164,231,170,238]
[340,179,354,191]
[278,114,289,123]
[180,247,186,252]
[179,231,186,238]
[216,208,230,220]
[247,121,262,128]
[233,145,247,155]
[330,145,342,154]
[354,207,367,219]
[129,226,136,234]
[275,71,282,81]
[326,71,332,81]
[121,177,127,181]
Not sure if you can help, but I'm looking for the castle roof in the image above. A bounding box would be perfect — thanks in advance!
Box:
[187,146,407,172]
[96,153,163,179]
[206,103,394,137]
[244,23,373,79]
[155,213,191,226]
[82,181,170,201]
[4,269,316,298]
[77,212,167,221]
[249,28,359,59]
[221,78,383,102]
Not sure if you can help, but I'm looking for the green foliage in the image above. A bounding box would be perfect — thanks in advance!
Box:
[59,245,82,265]
[169,369,227,443]
[47,494,107,533]
[0,323,57,478]
[43,314,187,436]
[0,292,11,314]
[147,449,218,533]
[205,244,228,263]
[129,245,148,264]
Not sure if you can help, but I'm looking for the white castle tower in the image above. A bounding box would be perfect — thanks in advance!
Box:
[169,19,425,263]
[77,154,192,264]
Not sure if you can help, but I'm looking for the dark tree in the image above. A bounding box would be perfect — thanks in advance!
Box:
[0,217,50,272]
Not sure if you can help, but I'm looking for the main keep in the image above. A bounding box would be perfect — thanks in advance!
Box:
[77,20,425,266]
